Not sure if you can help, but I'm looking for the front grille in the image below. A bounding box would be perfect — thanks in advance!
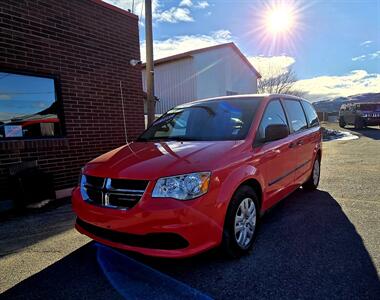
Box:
[86,175,105,187]
[76,218,189,250]
[369,113,380,118]
[111,178,149,190]
[83,175,148,209]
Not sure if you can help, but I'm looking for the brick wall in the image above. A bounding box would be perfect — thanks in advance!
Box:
[0,0,145,199]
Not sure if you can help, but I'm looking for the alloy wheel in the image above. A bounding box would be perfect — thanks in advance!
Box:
[234,197,256,249]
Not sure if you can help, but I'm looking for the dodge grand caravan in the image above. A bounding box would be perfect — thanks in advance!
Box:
[72,94,322,258]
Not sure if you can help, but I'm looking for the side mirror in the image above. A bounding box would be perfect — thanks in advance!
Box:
[264,124,289,142]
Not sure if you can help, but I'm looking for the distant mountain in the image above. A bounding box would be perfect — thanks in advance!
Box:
[313,93,380,112]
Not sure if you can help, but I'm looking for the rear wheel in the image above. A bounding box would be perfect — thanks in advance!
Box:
[303,157,320,191]
[222,186,259,258]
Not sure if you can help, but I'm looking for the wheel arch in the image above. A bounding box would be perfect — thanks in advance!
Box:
[236,178,263,212]
[316,148,322,160]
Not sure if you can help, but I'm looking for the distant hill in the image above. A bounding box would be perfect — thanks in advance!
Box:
[313,93,380,112]
[0,112,23,122]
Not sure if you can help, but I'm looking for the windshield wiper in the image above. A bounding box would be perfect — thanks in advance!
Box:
[136,137,168,142]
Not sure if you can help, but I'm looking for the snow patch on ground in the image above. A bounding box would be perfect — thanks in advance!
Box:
[322,128,359,141]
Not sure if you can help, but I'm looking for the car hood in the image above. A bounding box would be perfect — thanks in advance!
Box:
[84,140,244,180]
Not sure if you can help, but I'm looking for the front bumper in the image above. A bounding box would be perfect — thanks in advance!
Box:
[72,187,225,258]
[364,117,380,126]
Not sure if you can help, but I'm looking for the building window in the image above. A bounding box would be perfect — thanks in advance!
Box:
[0,71,63,139]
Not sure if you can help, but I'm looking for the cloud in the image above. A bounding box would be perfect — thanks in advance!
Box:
[180,0,209,9]
[352,50,380,62]
[104,0,192,23]
[294,70,380,99]
[247,55,295,78]
[156,7,193,23]
[352,55,366,62]
[103,0,135,11]
[360,40,373,47]
[179,0,193,7]
[369,50,380,59]
[195,1,209,9]
[0,93,11,100]
[140,30,232,60]
[105,0,207,23]
[103,0,158,16]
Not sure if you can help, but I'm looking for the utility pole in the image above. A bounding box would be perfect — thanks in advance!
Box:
[145,0,155,126]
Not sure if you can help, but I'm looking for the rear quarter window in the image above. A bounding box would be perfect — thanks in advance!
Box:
[301,101,319,127]
[283,99,308,132]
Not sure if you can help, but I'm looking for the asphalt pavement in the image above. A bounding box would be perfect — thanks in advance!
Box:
[1,123,379,299]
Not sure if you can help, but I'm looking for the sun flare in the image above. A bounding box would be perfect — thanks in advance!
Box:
[248,0,305,54]
[266,6,295,34]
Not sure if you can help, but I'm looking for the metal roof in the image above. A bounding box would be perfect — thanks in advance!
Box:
[141,42,262,78]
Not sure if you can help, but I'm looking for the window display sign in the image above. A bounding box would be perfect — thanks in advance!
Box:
[0,71,63,139]
[4,125,23,137]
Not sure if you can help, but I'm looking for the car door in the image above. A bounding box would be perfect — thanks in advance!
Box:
[253,99,299,210]
[282,99,312,185]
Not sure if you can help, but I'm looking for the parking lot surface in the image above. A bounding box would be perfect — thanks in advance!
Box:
[1,124,379,299]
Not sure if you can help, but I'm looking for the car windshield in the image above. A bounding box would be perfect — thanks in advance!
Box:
[138,98,262,141]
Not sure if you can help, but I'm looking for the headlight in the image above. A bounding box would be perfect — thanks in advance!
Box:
[79,173,89,201]
[152,172,211,200]
[78,168,84,186]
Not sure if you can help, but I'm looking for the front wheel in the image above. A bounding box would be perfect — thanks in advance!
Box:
[339,117,346,128]
[222,186,259,258]
[303,157,320,191]
[355,117,365,129]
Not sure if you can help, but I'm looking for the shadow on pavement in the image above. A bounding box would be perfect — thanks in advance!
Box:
[349,126,380,140]
[2,190,380,299]
[0,199,74,257]
[134,189,380,299]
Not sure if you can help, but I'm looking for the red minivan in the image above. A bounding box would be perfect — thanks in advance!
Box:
[72,94,322,258]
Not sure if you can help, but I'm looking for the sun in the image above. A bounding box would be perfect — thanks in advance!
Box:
[265,6,295,34]
[247,0,305,54]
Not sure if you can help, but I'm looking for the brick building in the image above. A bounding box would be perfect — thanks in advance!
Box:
[0,0,145,208]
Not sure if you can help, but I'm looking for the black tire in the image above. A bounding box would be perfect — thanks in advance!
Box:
[221,185,259,258]
[355,117,365,129]
[303,156,320,191]
[339,117,346,128]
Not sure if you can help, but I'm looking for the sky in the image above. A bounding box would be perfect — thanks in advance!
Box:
[107,0,380,100]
